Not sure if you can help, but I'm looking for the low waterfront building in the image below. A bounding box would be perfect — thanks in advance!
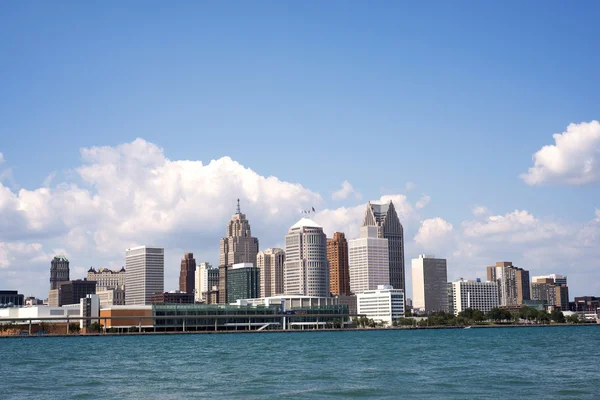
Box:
[0,290,25,307]
[99,305,153,330]
[452,278,499,316]
[356,285,405,324]
[150,291,195,304]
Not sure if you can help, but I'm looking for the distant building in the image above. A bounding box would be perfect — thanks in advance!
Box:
[361,200,406,295]
[179,253,196,294]
[150,291,195,304]
[452,279,499,316]
[96,287,126,306]
[327,233,350,296]
[570,296,600,312]
[87,267,126,291]
[226,263,260,304]
[195,262,217,302]
[486,262,530,306]
[349,226,389,294]
[0,290,24,307]
[50,255,70,291]
[48,280,97,307]
[284,218,329,297]
[356,285,405,324]
[411,255,449,313]
[219,199,259,267]
[531,276,569,311]
[257,248,285,298]
[125,246,164,305]
[531,274,567,286]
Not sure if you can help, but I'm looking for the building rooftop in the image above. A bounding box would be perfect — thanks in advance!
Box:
[290,217,322,230]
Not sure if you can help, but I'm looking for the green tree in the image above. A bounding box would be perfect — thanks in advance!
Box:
[567,314,579,324]
[69,323,80,333]
[550,309,566,323]
[89,322,104,333]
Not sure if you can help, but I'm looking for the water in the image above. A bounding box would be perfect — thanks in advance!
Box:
[1,326,599,399]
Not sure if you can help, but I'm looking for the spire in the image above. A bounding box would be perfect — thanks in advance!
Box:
[236,198,241,214]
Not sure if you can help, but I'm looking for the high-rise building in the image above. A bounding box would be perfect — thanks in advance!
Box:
[531,276,569,311]
[179,253,196,294]
[327,233,350,296]
[50,255,70,291]
[194,262,217,302]
[486,262,530,306]
[219,199,259,267]
[256,248,285,298]
[452,279,499,316]
[226,263,260,303]
[531,274,567,286]
[356,285,405,324]
[284,218,329,297]
[411,255,449,313]
[348,226,389,295]
[48,279,97,307]
[361,200,405,294]
[125,246,164,305]
[87,267,126,291]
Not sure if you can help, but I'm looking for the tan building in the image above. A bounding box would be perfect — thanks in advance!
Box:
[327,233,350,296]
[99,306,153,329]
[486,262,530,306]
[257,248,285,298]
[97,287,126,307]
[179,253,196,294]
[87,267,126,291]
[531,276,569,311]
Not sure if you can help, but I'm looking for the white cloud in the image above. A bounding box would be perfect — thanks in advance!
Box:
[415,194,430,210]
[0,152,4,163]
[331,180,362,201]
[414,217,453,246]
[405,182,416,192]
[521,120,600,185]
[42,172,56,188]
[472,206,488,216]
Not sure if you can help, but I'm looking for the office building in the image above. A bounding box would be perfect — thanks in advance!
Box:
[195,262,218,302]
[361,200,405,293]
[219,199,259,267]
[50,255,70,290]
[87,267,126,291]
[0,290,24,306]
[486,262,530,306]
[179,253,196,294]
[531,274,567,286]
[125,246,164,305]
[284,218,329,297]
[356,285,405,324]
[48,279,97,307]
[531,276,569,311]
[411,255,449,313]
[452,279,499,316]
[571,296,600,312]
[96,287,126,307]
[150,291,195,304]
[226,263,260,303]
[256,248,285,298]
[348,226,389,295]
[327,232,350,296]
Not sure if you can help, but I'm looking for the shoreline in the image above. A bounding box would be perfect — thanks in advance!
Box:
[1,323,597,339]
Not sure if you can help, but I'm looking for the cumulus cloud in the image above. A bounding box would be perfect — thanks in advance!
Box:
[415,194,431,210]
[332,180,362,201]
[414,217,453,246]
[521,120,600,185]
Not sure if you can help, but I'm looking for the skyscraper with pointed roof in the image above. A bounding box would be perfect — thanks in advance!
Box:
[361,200,405,295]
[284,218,329,297]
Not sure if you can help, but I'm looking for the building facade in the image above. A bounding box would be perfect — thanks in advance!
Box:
[284,218,329,297]
[226,263,260,304]
[219,200,259,267]
[50,255,70,291]
[356,285,405,324]
[125,246,164,305]
[451,279,499,316]
[531,276,569,311]
[348,226,389,295]
[194,262,217,302]
[150,291,195,304]
[179,253,196,294]
[327,232,350,296]
[86,267,126,291]
[361,200,405,294]
[48,279,97,307]
[411,255,449,313]
[96,287,126,307]
[0,290,24,306]
[486,262,530,306]
[256,248,285,298]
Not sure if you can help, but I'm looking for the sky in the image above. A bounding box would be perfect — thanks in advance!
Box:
[1,1,599,299]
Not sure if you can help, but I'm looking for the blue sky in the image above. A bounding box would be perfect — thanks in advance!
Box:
[1,2,599,298]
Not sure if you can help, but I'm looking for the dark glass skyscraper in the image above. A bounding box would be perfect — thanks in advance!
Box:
[50,255,70,291]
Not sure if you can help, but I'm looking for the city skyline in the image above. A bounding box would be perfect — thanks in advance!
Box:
[1,3,599,299]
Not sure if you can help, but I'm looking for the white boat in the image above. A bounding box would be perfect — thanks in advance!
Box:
[464,326,472,329]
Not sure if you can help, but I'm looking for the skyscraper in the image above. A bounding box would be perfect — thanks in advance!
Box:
[50,255,70,290]
[125,246,164,305]
[179,253,196,294]
[486,262,530,306]
[219,199,259,267]
[195,262,217,302]
[411,255,449,313]
[327,232,350,296]
[348,226,389,294]
[226,263,260,303]
[284,218,329,297]
[531,276,569,311]
[361,200,405,294]
[256,248,285,297]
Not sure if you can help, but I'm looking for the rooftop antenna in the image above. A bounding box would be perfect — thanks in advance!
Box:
[236,198,241,214]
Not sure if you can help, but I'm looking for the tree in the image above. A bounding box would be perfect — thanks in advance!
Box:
[89,322,104,333]
[486,308,504,322]
[567,314,579,324]
[69,323,80,333]
[550,310,566,323]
